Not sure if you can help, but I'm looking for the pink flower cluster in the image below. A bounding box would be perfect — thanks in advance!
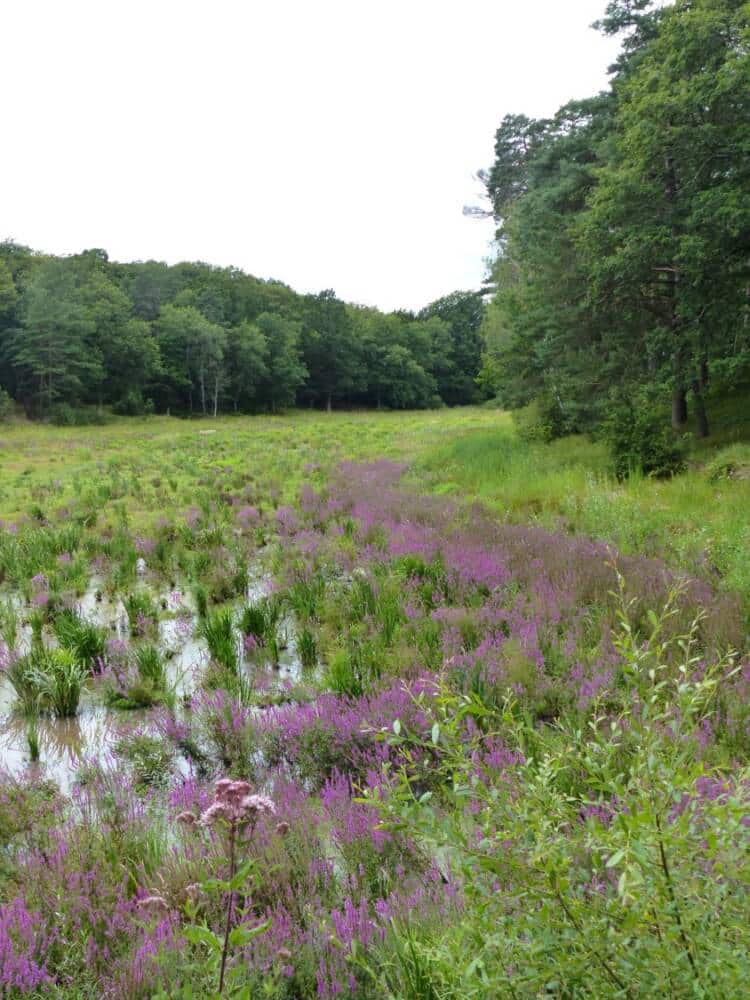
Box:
[198,779,277,829]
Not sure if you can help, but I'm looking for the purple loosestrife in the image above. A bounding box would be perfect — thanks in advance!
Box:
[0,898,51,993]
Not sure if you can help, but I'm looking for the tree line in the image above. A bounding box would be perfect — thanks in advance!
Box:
[479,0,750,439]
[0,243,486,419]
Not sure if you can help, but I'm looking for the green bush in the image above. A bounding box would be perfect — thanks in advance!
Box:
[704,443,750,483]
[513,393,580,443]
[112,390,155,416]
[605,399,687,480]
[48,404,109,426]
[0,387,13,420]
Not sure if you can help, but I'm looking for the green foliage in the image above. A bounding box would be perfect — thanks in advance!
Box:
[114,733,173,788]
[5,654,43,716]
[0,239,484,418]
[238,603,267,642]
[482,0,750,442]
[0,387,13,420]
[8,648,87,717]
[124,590,159,636]
[52,608,107,671]
[296,626,318,670]
[36,649,87,717]
[200,608,239,674]
[512,395,577,443]
[134,644,167,689]
[112,389,154,416]
[364,592,750,997]
[605,398,687,480]
[326,649,362,698]
[704,443,750,483]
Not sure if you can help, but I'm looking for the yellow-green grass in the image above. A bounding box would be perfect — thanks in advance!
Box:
[2,401,749,610]
[0,409,500,527]
[417,398,750,611]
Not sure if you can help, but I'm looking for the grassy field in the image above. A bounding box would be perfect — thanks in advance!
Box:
[0,409,498,523]
[0,406,748,996]
[2,402,749,610]
[416,399,750,615]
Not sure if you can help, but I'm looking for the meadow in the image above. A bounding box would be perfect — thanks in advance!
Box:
[0,408,748,997]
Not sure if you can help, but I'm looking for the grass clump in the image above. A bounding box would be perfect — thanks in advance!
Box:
[52,608,107,672]
[105,643,173,711]
[124,591,159,637]
[7,648,87,717]
[200,608,239,674]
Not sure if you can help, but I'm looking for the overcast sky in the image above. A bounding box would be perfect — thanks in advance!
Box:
[3,1,621,312]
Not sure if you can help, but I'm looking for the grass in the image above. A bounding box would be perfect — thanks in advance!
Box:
[0,409,498,526]
[2,399,747,610]
[416,394,750,614]
[7,648,87,717]
[1,400,748,610]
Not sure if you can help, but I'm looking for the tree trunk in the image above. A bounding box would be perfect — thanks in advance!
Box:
[672,385,688,428]
[692,379,709,437]
[213,376,219,418]
[665,148,688,432]
[326,393,332,412]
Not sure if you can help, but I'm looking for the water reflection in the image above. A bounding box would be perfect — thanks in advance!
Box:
[0,567,304,789]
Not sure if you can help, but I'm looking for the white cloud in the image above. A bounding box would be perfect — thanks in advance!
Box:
[2,0,620,311]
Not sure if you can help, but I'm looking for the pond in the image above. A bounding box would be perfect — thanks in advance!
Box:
[0,566,305,791]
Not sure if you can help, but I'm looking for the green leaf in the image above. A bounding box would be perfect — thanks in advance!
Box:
[183,924,221,951]
[228,860,256,891]
[606,849,625,868]
[228,920,271,947]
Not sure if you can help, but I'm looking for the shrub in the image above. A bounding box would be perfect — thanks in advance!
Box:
[512,399,556,443]
[704,443,750,483]
[48,404,108,426]
[112,390,155,416]
[0,388,13,421]
[605,398,687,480]
[513,393,580,443]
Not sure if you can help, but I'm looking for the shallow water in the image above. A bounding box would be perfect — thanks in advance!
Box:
[0,566,305,790]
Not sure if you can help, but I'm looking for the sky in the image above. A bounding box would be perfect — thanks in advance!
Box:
[2,0,621,312]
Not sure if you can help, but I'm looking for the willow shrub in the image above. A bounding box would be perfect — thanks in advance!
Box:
[362,585,750,998]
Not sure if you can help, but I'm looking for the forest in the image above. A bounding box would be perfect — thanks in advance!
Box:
[479,0,750,449]
[0,243,485,419]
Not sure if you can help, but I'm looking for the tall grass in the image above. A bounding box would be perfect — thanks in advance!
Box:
[134,644,167,690]
[52,608,107,672]
[36,650,87,717]
[419,413,750,611]
[200,608,239,674]
[7,648,86,717]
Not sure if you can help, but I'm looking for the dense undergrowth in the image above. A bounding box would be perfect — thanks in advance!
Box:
[0,412,747,996]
